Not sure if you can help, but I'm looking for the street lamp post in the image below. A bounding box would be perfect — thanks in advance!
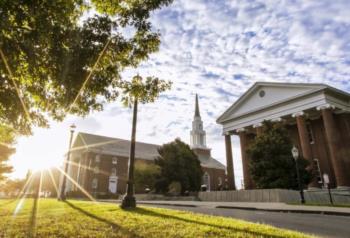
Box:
[323,173,333,205]
[291,146,305,204]
[121,98,138,208]
[58,124,76,201]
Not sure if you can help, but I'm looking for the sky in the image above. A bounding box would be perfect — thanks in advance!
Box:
[9,0,350,188]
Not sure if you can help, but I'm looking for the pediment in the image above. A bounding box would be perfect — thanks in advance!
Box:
[217,82,327,123]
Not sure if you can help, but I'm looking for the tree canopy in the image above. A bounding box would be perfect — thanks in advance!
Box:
[0,125,15,181]
[118,74,172,106]
[0,0,173,135]
[247,121,313,189]
[134,161,160,193]
[154,139,203,195]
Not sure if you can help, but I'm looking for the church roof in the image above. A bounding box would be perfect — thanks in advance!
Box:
[72,132,226,170]
[197,154,226,170]
[217,81,350,124]
[72,132,159,161]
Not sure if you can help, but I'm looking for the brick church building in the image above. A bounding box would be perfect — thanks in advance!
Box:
[217,82,350,190]
[64,95,226,196]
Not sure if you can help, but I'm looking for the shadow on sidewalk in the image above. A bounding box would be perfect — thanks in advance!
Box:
[64,201,141,238]
[131,207,285,238]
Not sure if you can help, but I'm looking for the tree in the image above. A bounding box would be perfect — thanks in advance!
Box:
[134,161,160,193]
[0,178,25,197]
[0,125,15,181]
[0,0,173,135]
[119,75,171,208]
[247,121,313,189]
[154,139,203,195]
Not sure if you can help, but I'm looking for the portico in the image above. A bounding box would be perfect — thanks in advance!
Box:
[217,82,350,190]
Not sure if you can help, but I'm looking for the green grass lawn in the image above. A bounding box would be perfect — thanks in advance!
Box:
[0,198,315,238]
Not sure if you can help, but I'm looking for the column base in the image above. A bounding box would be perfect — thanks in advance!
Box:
[336,186,350,191]
[120,194,136,209]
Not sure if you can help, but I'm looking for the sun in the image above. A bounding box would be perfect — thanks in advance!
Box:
[9,125,70,179]
[29,156,61,172]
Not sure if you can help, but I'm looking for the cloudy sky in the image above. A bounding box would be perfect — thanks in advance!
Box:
[10,0,350,188]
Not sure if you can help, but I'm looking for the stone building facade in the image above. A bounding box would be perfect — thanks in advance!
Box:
[217,82,350,190]
[65,95,226,196]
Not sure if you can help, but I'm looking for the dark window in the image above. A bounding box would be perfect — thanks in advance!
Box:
[259,90,265,97]
[306,123,315,144]
[313,159,322,184]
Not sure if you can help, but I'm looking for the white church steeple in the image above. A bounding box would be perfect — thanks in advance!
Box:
[190,94,207,148]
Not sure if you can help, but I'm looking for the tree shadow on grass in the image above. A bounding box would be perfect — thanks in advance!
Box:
[131,207,286,238]
[64,201,142,238]
[27,196,39,238]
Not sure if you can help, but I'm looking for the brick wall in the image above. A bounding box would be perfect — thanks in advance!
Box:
[69,152,226,196]
[202,167,226,191]
[286,115,350,188]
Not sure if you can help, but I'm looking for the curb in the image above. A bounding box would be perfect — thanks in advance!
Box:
[137,202,197,208]
[101,200,350,216]
[215,205,350,217]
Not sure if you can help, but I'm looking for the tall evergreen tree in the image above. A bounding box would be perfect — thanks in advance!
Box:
[155,139,203,195]
[247,121,313,189]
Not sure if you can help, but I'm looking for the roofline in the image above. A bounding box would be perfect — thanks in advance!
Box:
[216,81,349,124]
[75,132,161,148]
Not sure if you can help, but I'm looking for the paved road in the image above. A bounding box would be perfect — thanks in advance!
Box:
[141,204,350,238]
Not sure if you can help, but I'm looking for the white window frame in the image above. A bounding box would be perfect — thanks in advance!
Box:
[93,166,99,174]
[95,154,101,163]
[112,157,117,165]
[111,167,117,176]
[92,178,98,189]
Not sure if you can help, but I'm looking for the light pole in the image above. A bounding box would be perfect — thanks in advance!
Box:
[291,146,305,204]
[121,98,138,208]
[323,173,333,205]
[59,124,76,201]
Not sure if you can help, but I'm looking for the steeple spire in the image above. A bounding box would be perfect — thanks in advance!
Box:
[191,94,207,148]
[195,94,200,117]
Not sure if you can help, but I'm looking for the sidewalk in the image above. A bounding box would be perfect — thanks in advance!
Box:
[121,200,350,216]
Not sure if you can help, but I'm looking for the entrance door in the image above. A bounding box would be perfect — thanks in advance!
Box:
[108,176,118,194]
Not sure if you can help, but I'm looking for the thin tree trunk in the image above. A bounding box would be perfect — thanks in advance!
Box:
[126,98,138,196]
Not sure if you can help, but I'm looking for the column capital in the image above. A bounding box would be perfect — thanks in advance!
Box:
[253,123,263,128]
[316,104,336,111]
[271,117,283,122]
[292,111,305,118]
[236,128,246,133]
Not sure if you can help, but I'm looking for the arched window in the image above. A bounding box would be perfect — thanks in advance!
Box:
[111,167,117,176]
[218,177,223,186]
[92,178,98,189]
[202,172,210,191]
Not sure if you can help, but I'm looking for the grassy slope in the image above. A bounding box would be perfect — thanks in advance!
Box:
[0,199,315,238]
